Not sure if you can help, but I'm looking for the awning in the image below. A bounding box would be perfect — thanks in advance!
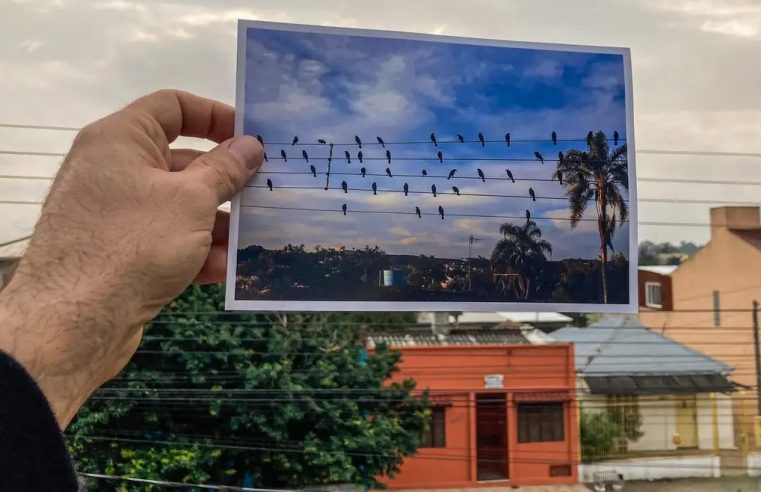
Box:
[514,390,573,402]
[585,373,734,395]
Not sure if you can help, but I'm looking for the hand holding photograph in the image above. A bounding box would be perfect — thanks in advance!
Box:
[226,21,637,312]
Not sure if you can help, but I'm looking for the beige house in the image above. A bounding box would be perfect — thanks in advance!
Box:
[640,207,761,429]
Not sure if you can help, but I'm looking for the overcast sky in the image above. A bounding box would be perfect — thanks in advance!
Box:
[2,0,761,252]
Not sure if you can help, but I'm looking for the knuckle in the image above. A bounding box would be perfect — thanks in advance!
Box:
[195,155,240,199]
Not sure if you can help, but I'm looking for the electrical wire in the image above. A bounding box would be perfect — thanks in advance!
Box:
[78,473,291,491]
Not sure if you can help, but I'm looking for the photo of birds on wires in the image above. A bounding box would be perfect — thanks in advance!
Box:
[228,22,636,310]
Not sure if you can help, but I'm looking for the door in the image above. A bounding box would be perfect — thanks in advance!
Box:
[476,393,508,480]
[674,394,698,448]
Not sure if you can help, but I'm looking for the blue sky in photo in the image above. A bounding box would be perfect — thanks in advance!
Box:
[238,26,629,261]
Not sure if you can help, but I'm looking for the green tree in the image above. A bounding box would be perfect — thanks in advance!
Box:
[69,285,428,490]
[553,131,628,303]
[579,411,623,463]
[490,221,552,299]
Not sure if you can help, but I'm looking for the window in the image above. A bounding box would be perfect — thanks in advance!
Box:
[713,290,721,327]
[420,406,446,448]
[607,395,640,452]
[645,282,662,308]
[517,402,565,443]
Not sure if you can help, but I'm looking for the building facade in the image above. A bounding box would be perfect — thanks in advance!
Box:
[367,331,578,488]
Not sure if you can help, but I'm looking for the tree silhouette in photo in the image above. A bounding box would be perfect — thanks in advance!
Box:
[490,221,552,300]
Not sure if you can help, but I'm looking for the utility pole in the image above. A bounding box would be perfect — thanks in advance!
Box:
[467,234,482,291]
[753,300,761,415]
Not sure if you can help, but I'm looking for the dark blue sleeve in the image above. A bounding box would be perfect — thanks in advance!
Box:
[0,351,79,491]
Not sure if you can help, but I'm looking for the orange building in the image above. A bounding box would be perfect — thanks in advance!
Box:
[367,329,578,488]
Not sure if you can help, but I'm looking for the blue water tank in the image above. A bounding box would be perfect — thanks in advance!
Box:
[381,269,406,287]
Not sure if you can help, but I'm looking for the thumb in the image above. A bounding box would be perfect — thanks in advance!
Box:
[186,135,264,204]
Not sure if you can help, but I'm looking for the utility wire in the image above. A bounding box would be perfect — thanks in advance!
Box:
[78,473,291,491]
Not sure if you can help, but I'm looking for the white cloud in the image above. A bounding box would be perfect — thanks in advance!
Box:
[523,59,561,78]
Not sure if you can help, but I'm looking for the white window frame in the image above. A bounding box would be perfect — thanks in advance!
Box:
[645,281,662,308]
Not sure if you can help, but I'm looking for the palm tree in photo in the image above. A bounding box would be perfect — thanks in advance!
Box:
[553,131,628,303]
[491,221,552,299]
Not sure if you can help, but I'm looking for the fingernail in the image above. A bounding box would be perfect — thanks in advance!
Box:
[227,135,263,171]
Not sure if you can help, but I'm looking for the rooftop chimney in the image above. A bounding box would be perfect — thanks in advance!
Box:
[710,207,761,231]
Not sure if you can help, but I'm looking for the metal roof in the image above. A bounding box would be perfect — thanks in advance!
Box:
[638,265,679,276]
[367,329,529,348]
[551,315,732,376]
[585,374,734,395]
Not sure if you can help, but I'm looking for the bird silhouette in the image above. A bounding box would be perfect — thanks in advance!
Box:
[506,169,515,183]
[344,151,351,164]
[355,135,362,148]
[422,169,428,176]
[447,169,457,179]
[478,132,485,147]
[430,132,437,147]
[376,136,385,147]
[415,206,422,218]
[358,151,363,164]
[431,184,437,197]
[558,151,564,164]
[342,203,347,215]
[266,178,273,191]
[452,186,460,196]
[385,149,391,164]
[529,187,536,201]
[557,170,564,185]
[551,131,557,145]
[457,134,465,143]
[360,167,366,177]
[613,130,620,145]
[385,167,393,178]
[341,181,348,193]
[317,139,327,145]
[587,131,594,146]
[525,210,531,224]
[302,150,309,162]
[534,151,544,164]
[477,168,486,182]
[310,165,316,177]
[291,136,299,146]
[372,182,377,195]
[595,189,599,201]
[280,149,287,162]
[437,150,443,163]
[438,206,445,220]
[505,132,511,147]
[403,183,409,196]
[256,135,264,146]
[263,153,268,162]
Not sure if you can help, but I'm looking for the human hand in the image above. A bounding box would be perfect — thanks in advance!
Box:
[0,90,263,427]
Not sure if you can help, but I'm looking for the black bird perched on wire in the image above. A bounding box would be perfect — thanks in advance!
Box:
[447,169,456,179]
[266,178,273,191]
[342,203,347,215]
[415,206,422,218]
[506,169,515,183]
[525,210,530,224]
[385,167,393,178]
[477,168,485,182]
[291,136,298,146]
[421,169,428,176]
[613,130,620,145]
[372,182,377,195]
[302,150,309,162]
[377,136,385,147]
[317,139,326,145]
[533,151,544,164]
[457,134,465,143]
[529,187,536,201]
[431,184,437,197]
[310,165,316,177]
[430,132,437,147]
[256,134,264,146]
[355,135,362,148]
[358,151,363,164]
[505,132,511,147]
[452,186,460,196]
[478,132,485,147]
[438,205,445,220]
[385,149,391,164]
[587,131,594,146]
[344,151,351,164]
[263,153,268,162]
[360,167,366,177]
[403,183,409,196]
[551,131,557,145]
[280,149,287,162]
[437,150,443,163]
[341,181,348,193]
[557,170,563,185]
[558,151,564,165]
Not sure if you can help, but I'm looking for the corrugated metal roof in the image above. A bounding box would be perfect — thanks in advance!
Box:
[552,315,732,376]
[367,329,528,347]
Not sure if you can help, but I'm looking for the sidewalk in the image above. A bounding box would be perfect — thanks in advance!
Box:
[625,477,761,491]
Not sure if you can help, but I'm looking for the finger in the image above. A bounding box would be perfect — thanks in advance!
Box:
[170,148,203,171]
[193,244,227,285]
[127,89,235,144]
[185,135,263,204]
[211,210,230,244]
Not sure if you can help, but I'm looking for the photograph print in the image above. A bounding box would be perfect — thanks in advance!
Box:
[227,21,637,312]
